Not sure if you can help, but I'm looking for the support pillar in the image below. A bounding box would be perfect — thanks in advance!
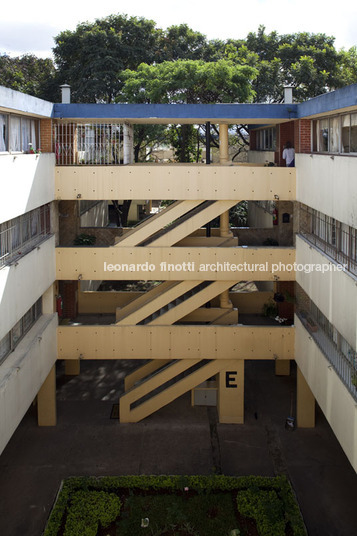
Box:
[37,365,57,426]
[275,360,290,376]
[218,361,244,423]
[297,367,315,428]
[219,125,233,238]
[219,123,229,164]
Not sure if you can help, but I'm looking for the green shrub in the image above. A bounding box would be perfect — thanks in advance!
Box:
[63,490,121,536]
[237,488,285,536]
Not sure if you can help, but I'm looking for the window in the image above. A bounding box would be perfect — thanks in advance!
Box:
[255,127,276,151]
[313,112,357,154]
[0,298,42,365]
[0,114,8,151]
[0,204,51,267]
[0,114,39,153]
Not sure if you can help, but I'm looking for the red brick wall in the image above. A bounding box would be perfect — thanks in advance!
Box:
[298,120,311,153]
[249,130,257,150]
[277,121,295,166]
[40,119,52,153]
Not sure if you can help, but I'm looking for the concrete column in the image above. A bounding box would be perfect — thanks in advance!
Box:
[37,365,57,426]
[219,124,232,238]
[275,360,290,376]
[219,290,233,309]
[218,361,244,423]
[297,367,315,428]
[219,124,229,164]
[123,124,134,164]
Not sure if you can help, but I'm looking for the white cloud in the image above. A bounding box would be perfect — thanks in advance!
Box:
[1,0,356,58]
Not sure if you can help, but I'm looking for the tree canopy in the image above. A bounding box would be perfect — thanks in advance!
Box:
[1,16,356,105]
[120,59,257,104]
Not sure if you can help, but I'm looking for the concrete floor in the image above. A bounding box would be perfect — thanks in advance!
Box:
[0,359,356,536]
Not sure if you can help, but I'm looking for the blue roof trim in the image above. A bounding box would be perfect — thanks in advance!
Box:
[53,103,298,121]
[298,83,357,118]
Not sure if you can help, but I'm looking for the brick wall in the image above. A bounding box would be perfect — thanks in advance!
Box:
[277,121,295,166]
[298,120,311,153]
[40,119,52,153]
[249,130,257,150]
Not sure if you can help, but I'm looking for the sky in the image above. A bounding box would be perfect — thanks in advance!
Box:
[1,0,357,59]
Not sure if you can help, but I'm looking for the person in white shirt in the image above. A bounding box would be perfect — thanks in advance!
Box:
[282,141,295,167]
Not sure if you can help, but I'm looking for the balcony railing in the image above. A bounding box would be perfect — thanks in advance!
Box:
[296,288,357,400]
[54,122,123,166]
[0,205,51,268]
[300,205,357,277]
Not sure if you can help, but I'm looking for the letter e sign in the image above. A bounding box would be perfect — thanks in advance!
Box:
[226,371,237,388]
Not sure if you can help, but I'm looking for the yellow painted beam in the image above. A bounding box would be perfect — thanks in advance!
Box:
[124,360,172,391]
[55,164,296,201]
[148,200,238,246]
[148,281,237,325]
[56,246,296,281]
[120,358,239,423]
[115,281,197,324]
[115,200,202,247]
[57,325,295,360]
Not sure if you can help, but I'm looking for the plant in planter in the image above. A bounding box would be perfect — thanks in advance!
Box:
[73,234,96,246]
[262,299,278,318]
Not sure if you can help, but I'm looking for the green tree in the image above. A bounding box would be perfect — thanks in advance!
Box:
[0,54,55,100]
[53,14,159,103]
[156,24,209,62]
[121,58,257,162]
[121,58,257,104]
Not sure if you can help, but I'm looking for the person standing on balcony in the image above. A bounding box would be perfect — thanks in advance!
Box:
[282,141,295,167]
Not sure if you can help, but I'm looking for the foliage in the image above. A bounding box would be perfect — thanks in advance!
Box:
[53,14,159,103]
[0,54,55,100]
[73,234,96,246]
[117,492,236,536]
[238,488,285,536]
[120,59,257,104]
[64,490,121,536]
[263,298,278,318]
[43,475,306,536]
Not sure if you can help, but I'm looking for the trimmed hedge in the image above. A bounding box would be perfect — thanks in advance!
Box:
[43,475,307,536]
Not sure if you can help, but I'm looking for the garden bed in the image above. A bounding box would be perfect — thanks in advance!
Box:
[43,475,307,536]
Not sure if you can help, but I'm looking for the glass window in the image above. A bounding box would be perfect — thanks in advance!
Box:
[341,115,350,153]
[10,116,21,151]
[12,319,23,346]
[0,113,8,151]
[351,113,357,153]
[21,118,32,153]
[0,332,11,364]
[329,117,340,153]
[319,119,329,152]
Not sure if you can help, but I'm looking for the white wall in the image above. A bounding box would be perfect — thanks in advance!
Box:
[248,150,275,164]
[0,153,55,223]
[295,316,357,472]
[0,236,56,339]
[296,235,357,349]
[0,314,57,455]
[296,154,357,228]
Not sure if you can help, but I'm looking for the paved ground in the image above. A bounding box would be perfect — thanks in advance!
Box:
[0,359,356,536]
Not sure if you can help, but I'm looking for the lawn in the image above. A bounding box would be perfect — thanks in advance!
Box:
[43,475,307,536]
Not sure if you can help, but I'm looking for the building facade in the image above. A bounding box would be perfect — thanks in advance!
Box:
[0,83,356,471]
